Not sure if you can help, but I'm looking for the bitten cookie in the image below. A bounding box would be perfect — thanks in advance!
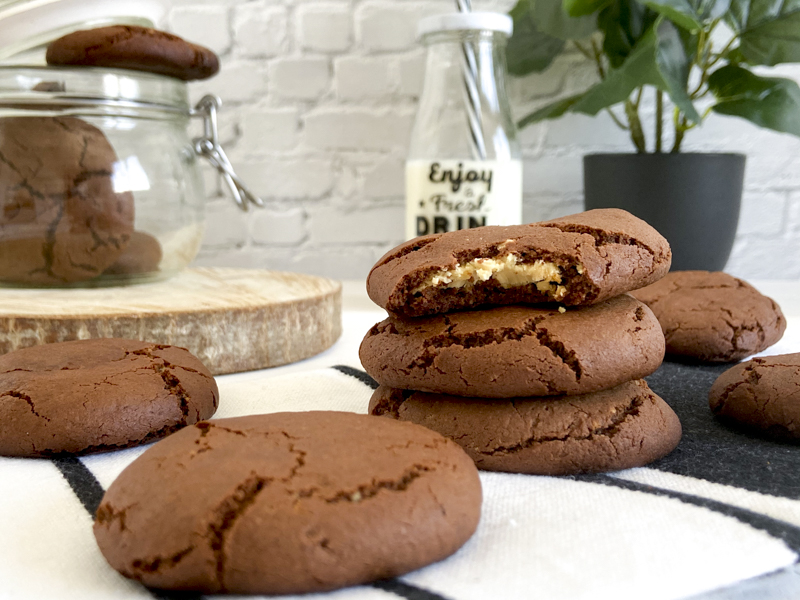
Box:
[0,117,134,284]
[46,25,219,81]
[370,380,681,475]
[710,354,800,441]
[93,411,482,595]
[367,208,671,317]
[0,339,218,457]
[631,271,785,362]
[360,294,665,398]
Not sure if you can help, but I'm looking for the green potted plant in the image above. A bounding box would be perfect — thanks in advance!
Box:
[507,0,800,270]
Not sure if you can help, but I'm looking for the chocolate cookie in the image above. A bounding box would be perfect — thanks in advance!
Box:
[104,231,163,276]
[370,380,681,475]
[360,294,664,398]
[710,354,800,441]
[46,26,219,81]
[0,116,134,284]
[0,339,218,457]
[368,209,671,318]
[93,411,482,594]
[631,271,785,363]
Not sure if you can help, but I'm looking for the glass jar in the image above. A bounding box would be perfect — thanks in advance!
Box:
[406,13,522,240]
[0,66,257,288]
[0,1,258,288]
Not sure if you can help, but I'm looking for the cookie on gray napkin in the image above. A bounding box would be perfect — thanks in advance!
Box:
[710,353,800,441]
[631,271,785,363]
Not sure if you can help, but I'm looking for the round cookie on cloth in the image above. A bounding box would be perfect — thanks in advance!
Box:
[370,380,682,475]
[368,208,671,318]
[709,354,800,441]
[360,294,665,398]
[93,411,482,595]
[631,271,785,363]
[0,117,135,284]
[0,339,218,457]
[46,26,219,81]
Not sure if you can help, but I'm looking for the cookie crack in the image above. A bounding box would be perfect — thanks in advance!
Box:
[153,363,192,421]
[96,502,136,531]
[130,546,195,577]
[39,192,66,280]
[410,316,546,370]
[540,222,655,255]
[713,364,762,414]
[206,474,271,591]
[371,389,413,419]
[323,464,433,504]
[131,348,194,421]
[3,389,51,422]
[478,396,645,456]
[284,442,307,481]
[534,325,583,381]
[0,148,25,179]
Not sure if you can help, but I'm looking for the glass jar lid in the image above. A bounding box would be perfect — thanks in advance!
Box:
[0,65,188,114]
[0,0,165,63]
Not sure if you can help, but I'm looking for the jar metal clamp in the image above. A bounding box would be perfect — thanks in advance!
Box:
[192,95,263,212]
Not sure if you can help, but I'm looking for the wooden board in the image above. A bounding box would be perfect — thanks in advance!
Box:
[0,268,342,375]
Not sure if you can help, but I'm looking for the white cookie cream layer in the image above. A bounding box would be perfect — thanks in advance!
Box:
[414,253,582,299]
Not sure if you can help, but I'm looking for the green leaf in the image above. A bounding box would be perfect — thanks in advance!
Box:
[639,0,731,31]
[571,29,660,114]
[507,0,566,75]
[518,93,586,127]
[599,0,658,68]
[654,18,700,121]
[572,19,699,121]
[725,46,747,63]
[727,0,800,65]
[641,0,702,29]
[533,0,598,40]
[564,0,613,17]
[708,64,800,136]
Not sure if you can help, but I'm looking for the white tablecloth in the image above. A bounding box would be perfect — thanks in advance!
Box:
[1,281,799,600]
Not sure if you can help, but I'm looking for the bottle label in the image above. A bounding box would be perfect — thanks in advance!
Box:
[405,159,522,239]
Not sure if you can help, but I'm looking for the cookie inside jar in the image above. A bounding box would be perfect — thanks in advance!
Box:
[0,115,135,285]
[0,65,207,287]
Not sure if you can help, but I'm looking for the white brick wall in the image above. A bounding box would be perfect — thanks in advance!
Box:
[165,0,800,281]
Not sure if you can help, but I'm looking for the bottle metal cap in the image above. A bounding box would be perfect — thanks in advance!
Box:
[417,12,513,39]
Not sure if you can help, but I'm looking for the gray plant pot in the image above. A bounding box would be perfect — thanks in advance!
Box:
[583,153,745,271]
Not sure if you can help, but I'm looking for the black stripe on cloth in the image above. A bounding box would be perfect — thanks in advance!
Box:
[52,456,105,518]
[576,473,800,554]
[333,365,379,389]
[645,360,800,499]
[371,578,452,600]
[149,591,205,600]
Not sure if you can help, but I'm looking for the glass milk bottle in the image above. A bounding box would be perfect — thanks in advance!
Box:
[406,13,522,240]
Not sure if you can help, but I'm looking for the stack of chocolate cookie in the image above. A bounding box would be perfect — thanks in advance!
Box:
[360,209,683,475]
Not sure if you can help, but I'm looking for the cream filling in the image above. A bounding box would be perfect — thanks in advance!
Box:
[415,253,583,300]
